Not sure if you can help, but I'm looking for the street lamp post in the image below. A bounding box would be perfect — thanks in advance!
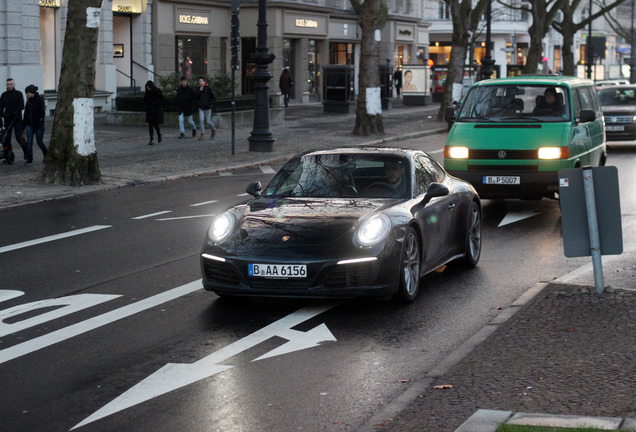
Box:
[481,0,495,80]
[248,0,276,152]
[587,0,593,79]
[631,0,636,83]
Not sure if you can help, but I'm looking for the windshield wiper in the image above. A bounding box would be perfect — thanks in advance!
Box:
[500,116,544,122]
[458,116,495,123]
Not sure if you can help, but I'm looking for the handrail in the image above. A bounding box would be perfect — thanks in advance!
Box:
[115,68,136,96]
[132,60,162,80]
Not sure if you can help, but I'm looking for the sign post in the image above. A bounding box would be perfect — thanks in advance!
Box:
[230,0,240,155]
[558,166,623,293]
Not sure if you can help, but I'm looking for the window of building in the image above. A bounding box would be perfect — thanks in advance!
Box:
[438,1,450,19]
[329,43,354,65]
[176,36,207,79]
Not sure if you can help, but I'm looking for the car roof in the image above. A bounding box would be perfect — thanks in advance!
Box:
[298,147,419,159]
[471,75,594,89]
[597,85,636,90]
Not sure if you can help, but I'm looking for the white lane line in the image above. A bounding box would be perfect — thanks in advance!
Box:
[0,225,112,255]
[260,166,276,174]
[0,280,203,365]
[237,193,250,197]
[219,172,233,176]
[156,214,215,221]
[190,200,218,207]
[428,149,443,154]
[132,211,172,220]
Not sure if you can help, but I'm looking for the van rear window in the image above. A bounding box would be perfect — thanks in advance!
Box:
[458,85,570,123]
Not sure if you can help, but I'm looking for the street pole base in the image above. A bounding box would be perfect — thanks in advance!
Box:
[248,136,276,152]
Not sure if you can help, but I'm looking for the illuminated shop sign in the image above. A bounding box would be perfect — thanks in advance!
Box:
[296,19,318,28]
[112,0,142,14]
[179,14,209,25]
[39,0,60,7]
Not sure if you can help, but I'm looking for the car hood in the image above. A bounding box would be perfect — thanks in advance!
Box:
[449,122,568,149]
[235,197,388,248]
[602,106,636,116]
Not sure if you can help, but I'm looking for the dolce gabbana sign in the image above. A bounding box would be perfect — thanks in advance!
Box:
[284,12,327,36]
[175,7,212,32]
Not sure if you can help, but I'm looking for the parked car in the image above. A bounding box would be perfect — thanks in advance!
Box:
[444,75,607,200]
[597,84,636,147]
[200,147,482,302]
[596,79,629,87]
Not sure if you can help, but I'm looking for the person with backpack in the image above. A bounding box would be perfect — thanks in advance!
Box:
[22,84,48,164]
[194,76,217,140]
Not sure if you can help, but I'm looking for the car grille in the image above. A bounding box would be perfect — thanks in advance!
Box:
[468,149,538,160]
[468,165,538,172]
[604,115,634,123]
[248,278,313,290]
[324,262,375,288]
[203,261,241,286]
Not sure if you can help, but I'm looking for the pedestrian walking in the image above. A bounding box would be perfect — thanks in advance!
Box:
[0,78,25,160]
[393,69,402,98]
[279,68,294,107]
[194,76,217,140]
[176,76,197,139]
[143,80,164,146]
[22,84,47,164]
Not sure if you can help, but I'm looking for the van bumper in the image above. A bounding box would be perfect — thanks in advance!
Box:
[447,170,559,199]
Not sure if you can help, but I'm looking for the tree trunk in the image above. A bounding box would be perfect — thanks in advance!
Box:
[39,0,102,186]
[560,21,576,76]
[352,0,385,136]
[524,20,546,74]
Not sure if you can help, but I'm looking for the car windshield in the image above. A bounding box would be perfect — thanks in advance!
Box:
[598,87,636,106]
[457,84,570,122]
[263,153,410,198]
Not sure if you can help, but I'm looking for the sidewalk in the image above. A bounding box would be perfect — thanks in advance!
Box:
[2,98,635,432]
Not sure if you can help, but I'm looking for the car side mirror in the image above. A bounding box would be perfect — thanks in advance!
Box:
[445,106,455,123]
[578,109,596,123]
[422,182,449,205]
[246,181,262,198]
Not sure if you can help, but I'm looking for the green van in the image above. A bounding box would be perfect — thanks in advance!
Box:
[444,76,607,199]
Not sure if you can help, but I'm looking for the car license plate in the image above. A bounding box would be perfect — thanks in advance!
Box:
[248,263,307,278]
[606,125,624,132]
[482,176,521,185]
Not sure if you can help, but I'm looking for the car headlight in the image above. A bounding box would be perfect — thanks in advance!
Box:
[208,212,235,243]
[444,146,469,159]
[355,214,392,246]
[538,146,568,159]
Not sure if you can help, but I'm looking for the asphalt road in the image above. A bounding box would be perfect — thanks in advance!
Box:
[1,136,634,432]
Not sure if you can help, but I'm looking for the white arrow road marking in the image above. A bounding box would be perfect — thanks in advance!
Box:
[260,166,276,174]
[0,290,24,303]
[498,211,540,227]
[132,211,172,220]
[72,303,339,430]
[0,281,202,365]
[0,225,111,254]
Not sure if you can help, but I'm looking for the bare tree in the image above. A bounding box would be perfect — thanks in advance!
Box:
[350,0,388,136]
[497,0,567,75]
[552,0,624,76]
[40,0,102,185]
[437,0,490,121]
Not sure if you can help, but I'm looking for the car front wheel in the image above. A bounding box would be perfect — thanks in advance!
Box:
[462,201,482,267]
[395,227,421,302]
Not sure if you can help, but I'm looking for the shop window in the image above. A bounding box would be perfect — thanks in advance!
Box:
[176,35,207,79]
[329,43,354,65]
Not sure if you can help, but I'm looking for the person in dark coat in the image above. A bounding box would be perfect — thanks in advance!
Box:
[176,76,196,139]
[279,68,294,107]
[22,84,47,164]
[393,69,403,98]
[194,76,217,140]
[0,78,25,159]
[143,80,164,145]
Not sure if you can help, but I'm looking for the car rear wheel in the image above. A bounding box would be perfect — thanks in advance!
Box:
[462,201,482,267]
[395,227,421,302]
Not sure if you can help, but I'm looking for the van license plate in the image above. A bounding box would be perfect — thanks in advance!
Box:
[248,263,307,278]
[483,176,521,185]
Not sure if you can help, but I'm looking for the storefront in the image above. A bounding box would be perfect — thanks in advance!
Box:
[112,0,144,89]
[39,0,59,91]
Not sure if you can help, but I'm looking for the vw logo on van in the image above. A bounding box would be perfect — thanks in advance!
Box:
[609,117,617,123]
[497,150,507,159]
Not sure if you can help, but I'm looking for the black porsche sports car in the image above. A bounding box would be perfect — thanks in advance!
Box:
[201,147,482,302]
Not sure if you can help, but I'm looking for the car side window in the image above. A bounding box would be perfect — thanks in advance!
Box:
[414,155,440,196]
[587,86,603,118]
[572,89,583,119]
